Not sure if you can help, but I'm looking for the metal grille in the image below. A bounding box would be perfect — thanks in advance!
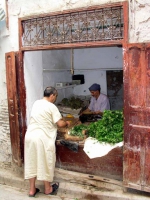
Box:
[22,6,123,47]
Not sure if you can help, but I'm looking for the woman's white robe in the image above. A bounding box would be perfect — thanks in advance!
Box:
[24,99,62,181]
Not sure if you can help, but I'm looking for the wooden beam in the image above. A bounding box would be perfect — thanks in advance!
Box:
[21,40,123,51]
[123,1,129,44]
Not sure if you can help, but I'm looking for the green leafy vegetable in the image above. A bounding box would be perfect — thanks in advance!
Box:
[61,96,83,109]
[87,110,123,144]
[69,124,87,138]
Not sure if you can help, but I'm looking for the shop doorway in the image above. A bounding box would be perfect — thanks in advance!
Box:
[24,47,123,125]
[6,1,150,194]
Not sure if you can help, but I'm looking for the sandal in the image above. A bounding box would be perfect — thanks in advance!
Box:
[29,188,40,197]
[52,182,59,190]
[46,182,59,195]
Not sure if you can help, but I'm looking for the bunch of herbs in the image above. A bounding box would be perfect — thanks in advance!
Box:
[87,110,123,144]
[69,124,87,138]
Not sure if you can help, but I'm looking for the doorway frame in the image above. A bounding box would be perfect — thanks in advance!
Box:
[18,0,128,166]
[9,0,128,177]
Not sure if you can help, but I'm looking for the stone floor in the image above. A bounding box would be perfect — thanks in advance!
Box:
[0,167,150,200]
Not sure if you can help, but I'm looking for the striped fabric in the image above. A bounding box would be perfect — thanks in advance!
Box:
[0,8,5,21]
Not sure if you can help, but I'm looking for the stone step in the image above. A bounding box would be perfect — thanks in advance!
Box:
[0,167,150,200]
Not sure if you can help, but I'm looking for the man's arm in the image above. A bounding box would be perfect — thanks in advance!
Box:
[82,108,91,113]
[80,108,93,115]
[56,119,71,128]
[92,110,103,115]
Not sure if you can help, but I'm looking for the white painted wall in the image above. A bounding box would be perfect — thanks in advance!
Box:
[73,47,122,96]
[24,51,43,125]
[42,47,122,99]
[5,0,150,43]
[42,50,71,70]
[129,0,150,43]
[0,0,150,164]
[74,47,122,70]
[42,50,73,104]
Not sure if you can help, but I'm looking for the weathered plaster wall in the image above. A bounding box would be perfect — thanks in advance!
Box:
[0,0,150,165]
[24,51,43,126]
[0,1,11,167]
[7,0,150,43]
[8,0,125,17]
[42,50,73,104]
[73,47,122,96]
[129,0,150,43]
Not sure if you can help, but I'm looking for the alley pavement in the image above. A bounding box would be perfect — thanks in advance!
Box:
[1,183,150,200]
[0,184,61,200]
[1,167,150,200]
[0,184,74,200]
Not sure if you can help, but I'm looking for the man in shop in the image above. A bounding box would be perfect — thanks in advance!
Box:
[24,86,71,197]
[81,83,110,116]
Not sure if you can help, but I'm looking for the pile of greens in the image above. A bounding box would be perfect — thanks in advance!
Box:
[87,110,123,144]
[69,124,87,138]
[69,110,123,144]
[61,97,83,109]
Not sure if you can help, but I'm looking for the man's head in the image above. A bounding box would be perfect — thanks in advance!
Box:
[44,86,58,103]
[89,83,101,99]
